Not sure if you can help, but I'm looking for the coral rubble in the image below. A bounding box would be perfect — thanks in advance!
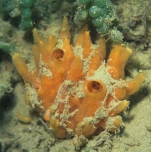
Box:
[12,17,145,149]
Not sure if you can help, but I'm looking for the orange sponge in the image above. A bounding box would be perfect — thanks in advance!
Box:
[12,17,145,148]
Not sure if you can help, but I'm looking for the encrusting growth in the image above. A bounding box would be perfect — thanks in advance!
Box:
[12,17,145,148]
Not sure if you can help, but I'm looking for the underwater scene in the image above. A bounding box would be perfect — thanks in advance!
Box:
[0,0,151,151]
